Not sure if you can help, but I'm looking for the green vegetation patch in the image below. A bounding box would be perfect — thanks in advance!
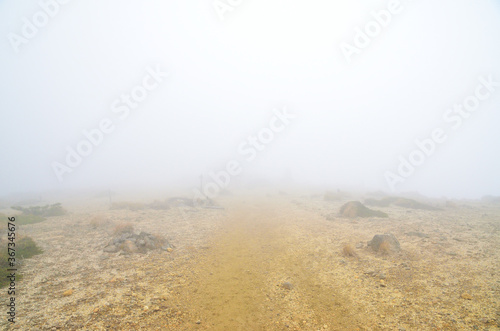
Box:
[11,203,67,217]
[0,236,43,288]
[12,214,46,225]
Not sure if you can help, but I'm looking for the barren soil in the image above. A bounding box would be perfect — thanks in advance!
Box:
[2,195,499,330]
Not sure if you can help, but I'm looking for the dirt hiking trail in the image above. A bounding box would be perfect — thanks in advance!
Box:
[173,200,369,330]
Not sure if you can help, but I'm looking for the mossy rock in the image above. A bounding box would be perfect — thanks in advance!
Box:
[339,201,388,218]
[367,233,401,252]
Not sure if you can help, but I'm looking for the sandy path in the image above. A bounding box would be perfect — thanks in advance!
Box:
[172,200,369,330]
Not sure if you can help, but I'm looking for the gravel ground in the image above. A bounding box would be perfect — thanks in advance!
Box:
[1,195,499,330]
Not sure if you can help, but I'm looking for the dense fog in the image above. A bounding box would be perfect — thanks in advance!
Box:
[1,0,500,200]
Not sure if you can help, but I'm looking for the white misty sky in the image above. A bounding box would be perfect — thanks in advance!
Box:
[0,0,499,199]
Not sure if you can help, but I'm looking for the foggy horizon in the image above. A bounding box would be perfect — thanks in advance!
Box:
[2,0,500,200]
[1,2,500,329]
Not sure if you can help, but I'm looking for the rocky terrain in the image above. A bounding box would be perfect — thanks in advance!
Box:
[1,194,499,330]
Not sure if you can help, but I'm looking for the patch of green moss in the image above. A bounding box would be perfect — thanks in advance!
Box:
[11,203,67,217]
[12,214,46,225]
[0,236,43,288]
[16,236,43,258]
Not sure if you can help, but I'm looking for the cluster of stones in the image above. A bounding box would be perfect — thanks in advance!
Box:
[103,231,172,254]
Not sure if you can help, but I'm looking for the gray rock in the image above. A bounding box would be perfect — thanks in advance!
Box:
[104,245,119,253]
[367,233,401,252]
[121,240,138,254]
[119,233,131,241]
[145,237,156,250]
[106,230,169,254]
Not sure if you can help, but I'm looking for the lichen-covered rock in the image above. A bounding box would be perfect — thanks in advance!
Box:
[120,240,138,254]
[103,245,119,253]
[104,231,172,254]
[367,233,401,252]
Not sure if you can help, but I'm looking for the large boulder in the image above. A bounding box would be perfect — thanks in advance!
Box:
[339,201,388,218]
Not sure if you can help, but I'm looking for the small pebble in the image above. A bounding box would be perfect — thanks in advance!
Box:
[62,289,73,297]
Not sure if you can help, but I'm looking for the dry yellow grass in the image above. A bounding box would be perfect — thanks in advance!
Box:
[113,222,134,235]
[151,233,167,248]
[342,244,357,257]
[89,216,106,228]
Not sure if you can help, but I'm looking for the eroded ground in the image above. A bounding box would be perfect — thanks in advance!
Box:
[2,195,499,330]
